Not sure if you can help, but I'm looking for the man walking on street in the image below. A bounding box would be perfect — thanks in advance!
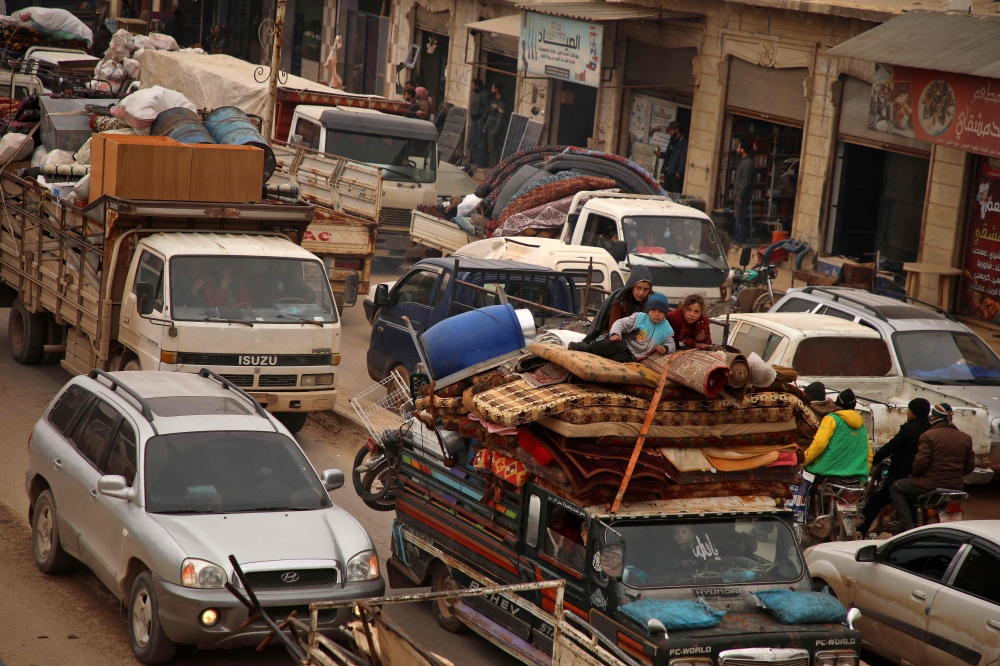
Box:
[733,140,754,246]
[659,121,688,194]
[486,82,509,168]
[890,403,974,532]
[468,78,491,168]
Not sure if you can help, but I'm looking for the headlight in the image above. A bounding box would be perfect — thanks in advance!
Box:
[815,652,857,666]
[181,558,227,588]
[301,373,335,386]
[346,550,379,582]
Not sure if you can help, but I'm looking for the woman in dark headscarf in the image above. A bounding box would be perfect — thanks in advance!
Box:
[578,266,653,343]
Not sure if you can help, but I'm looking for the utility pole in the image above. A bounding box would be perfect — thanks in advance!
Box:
[262,0,286,144]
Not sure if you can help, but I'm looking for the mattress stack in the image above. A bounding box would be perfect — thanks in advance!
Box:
[414,343,816,505]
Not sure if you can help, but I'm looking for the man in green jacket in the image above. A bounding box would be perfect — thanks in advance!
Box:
[802,388,873,479]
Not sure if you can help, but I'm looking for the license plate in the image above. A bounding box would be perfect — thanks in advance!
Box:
[938,512,963,522]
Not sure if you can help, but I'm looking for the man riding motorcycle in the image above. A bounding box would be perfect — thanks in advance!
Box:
[802,388,872,482]
[858,398,931,535]
[889,403,975,532]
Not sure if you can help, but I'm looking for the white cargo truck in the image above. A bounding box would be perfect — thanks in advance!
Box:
[0,172,341,433]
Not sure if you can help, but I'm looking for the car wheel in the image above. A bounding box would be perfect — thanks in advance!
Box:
[9,298,45,364]
[430,562,467,633]
[123,359,142,371]
[32,490,75,574]
[275,412,309,434]
[129,571,177,664]
[388,364,410,395]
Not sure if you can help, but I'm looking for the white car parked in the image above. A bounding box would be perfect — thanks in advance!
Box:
[806,521,1000,666]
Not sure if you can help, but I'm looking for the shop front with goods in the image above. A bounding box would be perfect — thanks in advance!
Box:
[717,59,806,244]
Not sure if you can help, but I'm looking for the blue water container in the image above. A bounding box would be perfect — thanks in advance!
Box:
[149,107,216,144]
[420,304,526,379]
[203,106,277,181]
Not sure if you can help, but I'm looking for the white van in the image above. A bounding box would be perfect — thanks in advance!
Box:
[454,236,624,315]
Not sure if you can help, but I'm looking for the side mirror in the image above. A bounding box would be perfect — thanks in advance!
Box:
[374,283,390,307]
[611,240,629,263]
[97,475,130,500]
[321,468,345,491]
[846,607,862,631]
[739,245,753,269]
[342,270,359,307]
[855,544,877,563]
[135,282,155,315]
[599,544,625,579]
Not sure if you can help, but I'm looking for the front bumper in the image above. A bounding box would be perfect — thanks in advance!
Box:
[152,574,385,648]
[248,388,338,413]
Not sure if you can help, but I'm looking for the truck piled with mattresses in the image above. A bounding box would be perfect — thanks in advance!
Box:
[411,341,819,504]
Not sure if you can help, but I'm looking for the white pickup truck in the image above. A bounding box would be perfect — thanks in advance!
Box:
[0,172,340,434]
[721,313,994,481]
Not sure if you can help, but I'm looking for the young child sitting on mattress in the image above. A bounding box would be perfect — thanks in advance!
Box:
[569,293,675,363]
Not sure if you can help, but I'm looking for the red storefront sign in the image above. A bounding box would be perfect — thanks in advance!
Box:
[869,65,1000,158]
[958,157,1000,322]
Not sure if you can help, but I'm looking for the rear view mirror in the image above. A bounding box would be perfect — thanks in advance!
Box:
[599,545,625,578]
[321,468,345,491]
[135,282,155,315]
[855,544,877,562]
[342,271,359,307]
[611,240,628,263]
[98,475,130,500]
[374,283,390,307]
[739,246,753,268]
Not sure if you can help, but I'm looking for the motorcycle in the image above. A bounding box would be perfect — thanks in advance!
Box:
[708,245,784,316]
[353,437,396,512]
[864,457,967,537]
[799,473,868,546]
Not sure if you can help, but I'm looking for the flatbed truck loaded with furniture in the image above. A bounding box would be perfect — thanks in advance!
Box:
[0,170,342,433]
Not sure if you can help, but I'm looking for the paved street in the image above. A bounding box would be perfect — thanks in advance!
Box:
[0,258,995,666]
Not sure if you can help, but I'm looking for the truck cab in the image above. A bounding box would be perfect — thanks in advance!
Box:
[564,194,731,306]
[0,47,99,98]
[116,232,341,431]
[287,105,439,260]
[389,446,863,666]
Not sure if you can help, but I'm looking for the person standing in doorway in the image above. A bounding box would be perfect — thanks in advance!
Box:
[486,82,509,168]
[660,121,688,194]
[468,78,491,168]
[733,139,755,246]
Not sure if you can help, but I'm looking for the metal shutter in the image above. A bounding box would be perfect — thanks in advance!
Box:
[624,42,696,97]
[481,32,518,58]
[726,58,808,126]
[838,76,930,156]
[415,6,450,35]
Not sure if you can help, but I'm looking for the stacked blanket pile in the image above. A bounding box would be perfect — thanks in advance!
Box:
[413,342,817,505]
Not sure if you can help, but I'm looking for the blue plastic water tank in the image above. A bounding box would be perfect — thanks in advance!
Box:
[420,304,526,379]
[203,106,277,181]
[149,107,216,144]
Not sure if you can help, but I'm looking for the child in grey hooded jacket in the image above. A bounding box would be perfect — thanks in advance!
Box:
[569,292,675,362]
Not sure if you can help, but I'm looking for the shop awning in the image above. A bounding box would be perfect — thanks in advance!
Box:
[514,2,699,22]
[826,10,1000,79]
[464,15,521,38]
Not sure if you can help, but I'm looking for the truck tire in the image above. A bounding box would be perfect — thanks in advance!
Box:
[129,571,178,664]
[123,359,142,371]
[276,412,308,434]
[32,490,75,574]
[9,298,45,364]
[430,563,467,633]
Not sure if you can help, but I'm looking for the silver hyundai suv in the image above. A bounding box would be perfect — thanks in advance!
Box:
[25,369,384,664]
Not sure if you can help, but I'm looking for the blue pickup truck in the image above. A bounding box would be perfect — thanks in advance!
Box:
[365,257,578,381]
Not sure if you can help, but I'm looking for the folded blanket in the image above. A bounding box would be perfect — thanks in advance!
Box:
[537,417,798,440]
[520,361,571,388]
[530,342,664,387]
[473,379,652,427]
[549,430,798,451]
[499,175,617,224]
[552,404,794,427]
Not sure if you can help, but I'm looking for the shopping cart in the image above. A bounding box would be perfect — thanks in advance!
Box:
[349,369,415,445]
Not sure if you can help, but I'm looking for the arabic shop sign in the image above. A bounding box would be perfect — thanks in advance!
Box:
[519,12,602,88]
[959,158,1000,322]
[869,64,1000,158]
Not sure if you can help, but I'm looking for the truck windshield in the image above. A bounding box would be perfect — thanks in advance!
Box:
[613,517,803,588]
[169,256,338,324]
[622,216,727,269]
[325,130,436,183]
[894,330,1000,383]
[144,431,332,514]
